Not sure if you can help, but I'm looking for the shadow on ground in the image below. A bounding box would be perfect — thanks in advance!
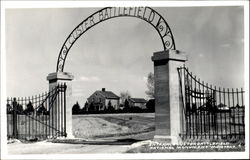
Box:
[49,138,143,145]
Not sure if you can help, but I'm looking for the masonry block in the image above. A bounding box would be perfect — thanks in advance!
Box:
[47,72,74,138]
[152,50,187,144]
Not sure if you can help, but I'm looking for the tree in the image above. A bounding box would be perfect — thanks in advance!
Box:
[146,99,155,112]
[107,100,114,112]
[72,101,81,114]
[120,91,131,105]
[17,104,24,114]
[123,99,130,112]
[124,99,129,108]
[82,101,89,112]
[24,101,34,115]
[145,72,155,98]
[6,103,12,114]
[37,104,47,115]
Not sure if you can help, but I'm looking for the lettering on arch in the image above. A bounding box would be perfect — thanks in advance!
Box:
[57,7,176,72]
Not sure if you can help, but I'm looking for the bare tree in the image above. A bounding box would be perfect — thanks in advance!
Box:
[120,91,131,104]
[145,72,155,98]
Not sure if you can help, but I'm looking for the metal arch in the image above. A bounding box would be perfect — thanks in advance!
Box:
[56,7,176,72]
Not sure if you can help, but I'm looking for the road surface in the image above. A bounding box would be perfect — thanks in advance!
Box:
[7,141,132,154]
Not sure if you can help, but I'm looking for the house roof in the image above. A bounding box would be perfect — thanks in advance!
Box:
[96,90,120,99]
[129,98,147,103]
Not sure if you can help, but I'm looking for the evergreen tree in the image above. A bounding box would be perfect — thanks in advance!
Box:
[37,104,46,115]
[82,101,89,113]
[123,99,130,112]
[6,103,12,114]
[107,100,114,112]
[17,104,24,114]
[24,101,34,115]
[72,101,81,114]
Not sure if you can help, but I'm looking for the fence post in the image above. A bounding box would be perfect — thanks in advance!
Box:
[152,50,187,144]
[12,98,18,138]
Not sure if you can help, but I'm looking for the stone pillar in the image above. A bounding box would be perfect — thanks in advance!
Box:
[47,72,74,138]
[152,50,187,144]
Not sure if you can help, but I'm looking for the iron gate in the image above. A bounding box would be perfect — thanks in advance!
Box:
[178,66,245,140]
[7,83,67,140]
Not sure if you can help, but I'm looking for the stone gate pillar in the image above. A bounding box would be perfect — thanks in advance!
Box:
[47,72,74,138]
[152,50,187,144]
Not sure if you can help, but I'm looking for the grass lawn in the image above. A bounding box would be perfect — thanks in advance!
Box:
[72,113,155,140]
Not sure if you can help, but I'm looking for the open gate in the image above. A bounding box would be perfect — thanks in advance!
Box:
[178,66,245,140]
[6,84,67,140]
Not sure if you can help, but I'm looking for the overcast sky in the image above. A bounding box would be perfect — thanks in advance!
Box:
[5,6,244,106]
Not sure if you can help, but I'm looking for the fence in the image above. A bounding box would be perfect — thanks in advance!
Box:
[178,66,245,140]
[7,83,67,140]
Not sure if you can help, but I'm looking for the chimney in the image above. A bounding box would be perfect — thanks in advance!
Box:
[102,88,106,92]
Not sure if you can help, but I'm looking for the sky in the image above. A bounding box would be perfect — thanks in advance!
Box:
[5,6,244,106]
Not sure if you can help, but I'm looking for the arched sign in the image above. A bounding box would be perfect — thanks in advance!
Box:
[56,7,176,72]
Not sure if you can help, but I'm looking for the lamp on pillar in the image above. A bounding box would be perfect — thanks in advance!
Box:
[152,50,187,144]
[47,72,74,138]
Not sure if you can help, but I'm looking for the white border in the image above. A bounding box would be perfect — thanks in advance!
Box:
[1,1,249,159]
[1,0,250,8]
[243,0,250,158]
[1,0,7,158]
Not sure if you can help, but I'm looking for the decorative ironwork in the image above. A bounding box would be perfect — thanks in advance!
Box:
[178,66,245,140]
[56,7,176,72]
[6,84,67,140]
